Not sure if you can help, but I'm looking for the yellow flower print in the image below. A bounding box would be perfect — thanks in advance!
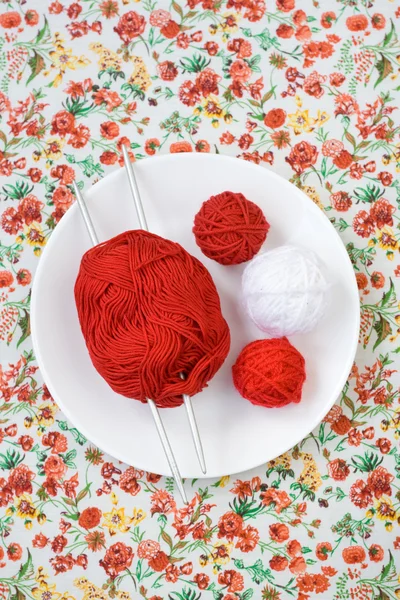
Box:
[44,137,65,161]
[287,110,314,135]
[74,579,107,600]
[374,496,397,521]
[129,56,151,92]
[216,475,230,488]
[314,110,330,127]
[35,403,58,427]
[74,578,90,590]
[117,593,131,600]
[202,95,224,119]
[89,43,122,72]
[268,452,292,470]
[25,224,46,249]
[220,12,241,34]
[103,507,132,535]
[48,35,90,87]
[15,494,38,520]
[35,567,49,585]
[377,226,399,252]
[297,453,322,492]
[131,507,146,526]
[301,185,324,211]
[32,581,62,600]
[211,541,233,566]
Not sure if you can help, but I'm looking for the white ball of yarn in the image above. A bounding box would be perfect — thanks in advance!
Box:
[242,245,328,337]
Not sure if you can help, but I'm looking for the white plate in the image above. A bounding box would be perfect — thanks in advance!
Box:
[31,154,359,479]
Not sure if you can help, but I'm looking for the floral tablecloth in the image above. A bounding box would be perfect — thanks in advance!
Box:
[0,0,400,598]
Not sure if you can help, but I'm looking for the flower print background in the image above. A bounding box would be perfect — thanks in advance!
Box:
[1,0,400,598]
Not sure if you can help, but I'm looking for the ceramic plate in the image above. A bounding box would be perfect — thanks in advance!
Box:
[31,154,359,478]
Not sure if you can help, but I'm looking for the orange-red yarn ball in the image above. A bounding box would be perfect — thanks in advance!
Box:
[75,230,231,409]
[232,338,306,408]
[193,191,270,265]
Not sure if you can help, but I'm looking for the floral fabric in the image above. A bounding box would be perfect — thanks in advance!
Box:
[0,0,400,598]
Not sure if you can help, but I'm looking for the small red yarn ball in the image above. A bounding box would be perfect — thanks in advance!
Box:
[193,191,270,265]
[232,338,306,408]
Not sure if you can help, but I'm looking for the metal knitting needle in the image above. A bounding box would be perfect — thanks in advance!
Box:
[122,145,207,475]
[73,180,188,504]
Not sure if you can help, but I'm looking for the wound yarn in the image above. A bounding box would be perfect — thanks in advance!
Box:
[242,245,328,337]
[193,191,269,265]
[232,338,306,408]
[75,230,230,408]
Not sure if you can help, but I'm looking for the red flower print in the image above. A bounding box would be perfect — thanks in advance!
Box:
[18,194,43,225]
[170,141,192,153]
[18,434,33,449]
[78,507,102,529]
[218,570,244,592]
[334,93,359,116]
[269,523,289,542]
[67,3,82,19]
[346,15,368,31]
[289,556,306,573]
[349,479,374,508]
[235,525,259,552]
[243,0,266,22]
[293,10,306,26]
[24,10,39,26]
[229,60,252,83]
[287,540,302,557]
[321,566,337,577]
[177,32,189,48]
[342,545,366,564]
[269,555,288,571]
[363,426,375,439]
[85,530,106,552]
[377,171,393,186]
[321,11,336,28]
[286,141,318,174]
[51,535,68,554]
[220,132,235,145]
[157,61,178,81]
[313,574,330,594]
[7,543,22,561]
[53,185,74,209]
[180,562,193,575]
[137,540,160,559]
[51,164,75,185]
[330,72,345,87]
[179,81,201,106]
[238,133,254,150]
[0,11,22,28]
[218,511,244,540]
[119,467,141,496]
[62,473,78,498]
[69,124,90,148]
[370,198,395,229]
[296,573,315,593]
[165,563,179,582]
[327,459,350,481]
[50,554,75,574]
[295,25,312,42]
[228,38,252,58]
[150,489,176,515]
[276,24,294,38]
[371,13,386,29]
[43,477,60,497]
[322,139,344,158]
[100,121,120,140]
[160,20,180,39]
[100,151,118,165]
[393,538,400,550]
[195,139,210,152]
[27,168,42,183]
[99,542,134,579]
[2,207,23,235]
[370,272,385,289]
[333,150,353,169]
[148,551,170,572]
[204,41,219,55]
[145,138,160,156]
[8,464,34,496]
[369,544,384,562]
[348,428,362,446]
[260,488,291,513]
[331,191,352,212]
[150,9,171,28]
[376,437,391,454]
[193,573,209,589]
[196,68,221,97]
[276,0,294,12]
[316,542,332,561]
[114,11,146,44]
[353,210,375,238]
[264,108,286,129]
[42,431,68,454]
[43,455,67,479]
[0,478,12,507]
[33,533,49,548]
[0,270,14,288]
[51,110,75,136]
[93,89,122,112]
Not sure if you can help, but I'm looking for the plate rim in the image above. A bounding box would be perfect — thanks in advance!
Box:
[31,153,360,478]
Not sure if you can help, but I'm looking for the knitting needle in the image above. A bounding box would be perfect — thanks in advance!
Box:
[121,145,207,475]
[73,180,188,504]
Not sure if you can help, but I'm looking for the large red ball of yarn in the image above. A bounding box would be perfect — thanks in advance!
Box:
[75,230,230,408]
[232,338,306,408]
[193,191,269,265]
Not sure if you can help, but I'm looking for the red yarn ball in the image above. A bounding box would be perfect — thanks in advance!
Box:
[75,230,230,408]
[193,191,270,265]
[232,338,306,408]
